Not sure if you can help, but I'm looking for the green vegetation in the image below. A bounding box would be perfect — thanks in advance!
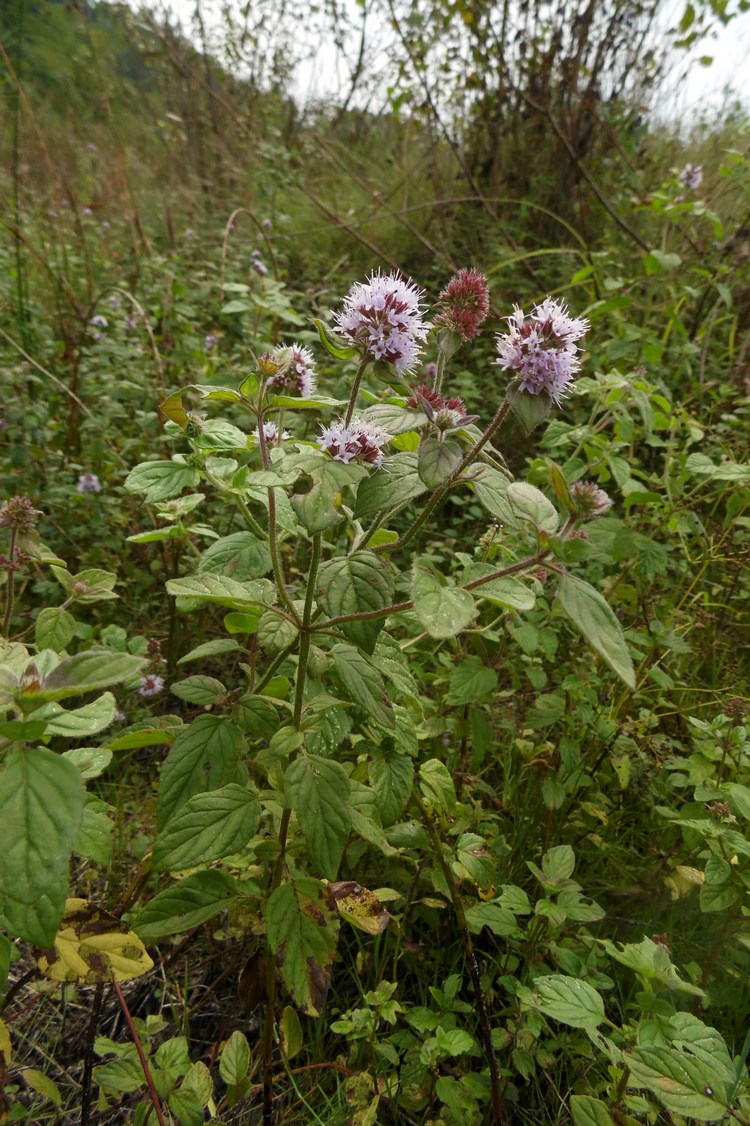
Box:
[1,0,750,1122]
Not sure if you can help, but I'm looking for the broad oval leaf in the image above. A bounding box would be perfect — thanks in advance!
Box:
[153,784,261,871]
[36,898,153,984]
[531,974,605,1030]
[131,871,237,941]
[316,551,394,654]
[265,878,340,1016]
[412,564,475,639]
[157,715,247,828]
[286,755,351,879]
[555,573,635,689]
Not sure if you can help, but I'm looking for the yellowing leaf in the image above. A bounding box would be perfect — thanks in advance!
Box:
[328,881,390,935]
[36,899,154,984]
[0,1018,11,1066]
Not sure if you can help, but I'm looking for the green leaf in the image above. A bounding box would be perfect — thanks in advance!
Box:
[556,573,635,689]
[331,644,395,729]
[291,460,368,533]
[531,974,605,1029]
[153,784,260,871]
[35,607,76,652]
[286,755,351,879]
[279,1006,303,1060]
[62,746,113,780]
[626,1044,729,1121]
[131,871,237,940]
[74,795,115,864]
[256,611,297,654]
[313,317,358,360]
[166,573,276,610]
[219,1030,251,1086]
[20,1069,62,1106]
[355,452,426,518]
[0,747,85,945]
[54,568,118,604]
[468,464,513,521]
[361,402,427,435]
[445,656,498,706]
[316,551,394,654]
[461,563,535,611]
[178,638,240,665]
[570,1095,616,1126]
[412,563,476,639]
[170,676,227,706]
[644,250,682,275]
[265,878,340,1016]
[35,692,117,738]
[507,382,552,433]
[197,533,272,580]
[506,482,559,533]
[417,437,462,489]
[369,749,413,826]
[29,651,146,703]
[157,716,246,828]
[464,901,517,937]
[124,461,200,502]
[419,759,457,815]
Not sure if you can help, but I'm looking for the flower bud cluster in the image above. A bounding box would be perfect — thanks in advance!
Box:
[435,267,490,341]
[268,344,317,398]
[569,480,612,519]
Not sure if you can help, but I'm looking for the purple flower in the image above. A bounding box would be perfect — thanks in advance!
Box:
[259,421,290,446]
[335,271,429,376]
[570,480,613,518]
[318,416,391,468]
[679,163,703,190]
[495,296,589,405]
[139,674,165,697]
[90,314,108,330]
[77,473,102,494]
[268,344,317,398]
[204,333,218,350]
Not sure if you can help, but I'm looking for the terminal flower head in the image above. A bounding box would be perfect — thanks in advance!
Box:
[436,267,490,341]
[268,344,317,398]
[570,480,613,519]
[335,271,429,376]
[139,674,165,697]
[318,416,391,468]
[495,296,589,405]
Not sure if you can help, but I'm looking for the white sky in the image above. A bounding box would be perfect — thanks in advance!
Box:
[136,0,750,118]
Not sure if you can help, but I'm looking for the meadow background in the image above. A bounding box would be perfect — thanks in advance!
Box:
[1,0,750,1122]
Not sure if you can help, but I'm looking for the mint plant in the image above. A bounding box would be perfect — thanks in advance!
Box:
[115,269,635,1116]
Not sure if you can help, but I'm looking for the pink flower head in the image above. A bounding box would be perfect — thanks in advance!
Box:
[436,267,490,341]
[259,421,290,446]
[318,416,391,468]
[139,674,165,697]
[335,272,429,376]
[569,480,613,518]
[268,344,317,398]
[679,163,703,191]
[495,296,589,405]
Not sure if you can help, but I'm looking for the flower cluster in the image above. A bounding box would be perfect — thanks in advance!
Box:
[318,417,391,468]
[570,480,612,519]
[259,421,290,447]
[0,495,41,532]
[495,297,589,405]
[435,267,490,341]
[335,272,428,376]
[405,385,474,431]
[268,344,317,398]
[77,473,102,494]
[139,674,165,697]
[679,163,703,191]
[250,248,268,276]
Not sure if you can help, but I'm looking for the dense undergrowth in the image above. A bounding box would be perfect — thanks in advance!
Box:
[2,1,750,1123]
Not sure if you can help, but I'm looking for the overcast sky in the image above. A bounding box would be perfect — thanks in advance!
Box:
[133,0,750,118]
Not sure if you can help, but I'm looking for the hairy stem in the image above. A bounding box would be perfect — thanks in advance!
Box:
[262,534,322,1123]
[2,528,18,638]
[114,981,167,1126]
[344,358,368,426]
